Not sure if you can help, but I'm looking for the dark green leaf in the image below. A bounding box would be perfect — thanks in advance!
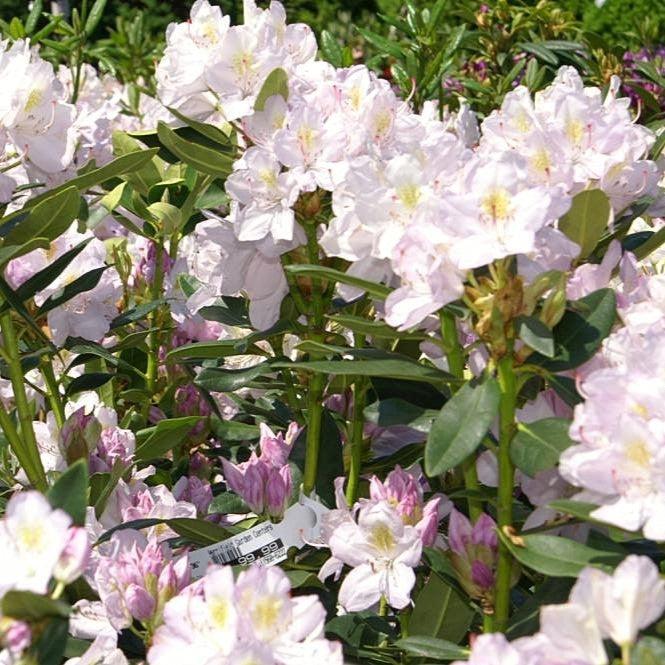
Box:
[157,122,234,178]
[64,372,114,397]
[33,617,69,665]
[1,186,79,245]
[395,636,469,661]
[285,263,390,299]
[320,30,343,67]
[410,574,474,644]
[167,517,234,545]
[364,398,437,433]
[84,0,107,35]
[196,360,274,392]
[47,459,89,525]
[497,532,623,577]
[135,416,202,460]
[425,378,500,476]
[532,289,617,372]
[510,417,573,476]
[37,266,108,315]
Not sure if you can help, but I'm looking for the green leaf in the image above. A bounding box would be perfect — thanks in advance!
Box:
[0,238,49,270]
[290,409,343,506]
[364,398,437,433]
[196,360,274,393]
[157,122,234,178]
[147,201,182,233]
[516,316,555,358]
[211,418,260,442]
[110,299,167,329]
[1,186,79,245]
[285,570,325,589]
[356,26,404,59]
[33,617,69,665]
[497,532,623,577]
[320,30,343,67]
[517,41,559,65]
[166,107,234,147]
[510,417,573,476]
[135,416,202,460]
[328,314,426,340]
[2,591,70,620]
[425,378,500,476]
[255,67,289,111]
[273,355,453,385]
[559,189,613,258]
[634,637,665,665]
[395,636,469,661]
[167,339,265,363]
[208,492,251,515]
[37,266,108,315]
[65,372,114,397]
[84,0,107,35]
[410,574,474,644]
[47,459,89,525]
[25,0,43,34]
[167,517,234,545]
[13,239,91,303]
[284,263,391,299]
[532,289,617,372]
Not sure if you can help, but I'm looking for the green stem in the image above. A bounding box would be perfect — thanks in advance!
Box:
[483,612,495,633]
[440,310,482,521]
[0,310,47,491]
[301,221,326,496]
[378,595,388,617]
[622,642,631,665]
[142,241,166,422]
[40,357,65,429]
[493,352,517,630]
[346,334,366,505]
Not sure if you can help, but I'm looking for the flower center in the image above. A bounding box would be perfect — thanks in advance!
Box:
[481,188,511,221]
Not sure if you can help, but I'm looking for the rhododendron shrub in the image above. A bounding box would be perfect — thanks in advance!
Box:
[0,0,664,663]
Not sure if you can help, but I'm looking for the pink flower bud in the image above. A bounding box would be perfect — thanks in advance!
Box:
[418,497,442,547]
[471,560,495,591]
[471,513,498,550]
[448,509,473,555]
[125,583,156,622]
[258,422,298,468]
[173,475,213,515]
[54,527,90,584]
[59,407,101,464]
[265,465,292,519]
[5,621,30,653]
[243,462,266,515]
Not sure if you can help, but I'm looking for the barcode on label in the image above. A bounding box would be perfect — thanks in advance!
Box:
[207,538,284,567]
[209,544,242,565]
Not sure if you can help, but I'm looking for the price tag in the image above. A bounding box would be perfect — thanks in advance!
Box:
[188,493,329,579]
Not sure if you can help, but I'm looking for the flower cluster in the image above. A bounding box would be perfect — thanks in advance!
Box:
[457,555,665,665]
[148,564,343,664]
[561,269,665,539]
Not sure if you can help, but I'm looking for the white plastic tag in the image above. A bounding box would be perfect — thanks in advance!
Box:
[188,494,329,579]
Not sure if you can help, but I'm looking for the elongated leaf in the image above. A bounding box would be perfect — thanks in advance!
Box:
[517,315,555,358]
[167,339,265,363]
[208,492,251,515]
[395,636,469,661]
[356,26,404,59]
[84,0,107,35]
[65,372,114,396]
[196,360,274,393]
[255,68,289,111]
[2,186,79,245]
[168,517,234,545]
[364,398,437,432]
[47,459,89,525]
[25,0,43,33]
[14,239,91,302]
[135,416,202,460]
[157,122,234,178]
[167,107,233,147]
[559,189,612,258]
[510,418,573,476]
[34,617,69,665]
[284,264,390,299]
[2,592,70,621]
[498,532,623,577]
[37,266,108,314]
[320,30,343,66]
[0,237,49,270]
[410,574,474,644]
[110,299,167,329]
[425,378,500,476]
